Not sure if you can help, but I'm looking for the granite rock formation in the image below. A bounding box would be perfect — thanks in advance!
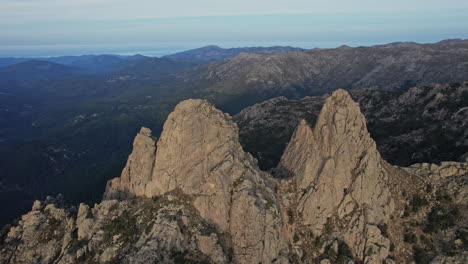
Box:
[104,127,156,199]
[278,90,395,263]
[1,90,467,263]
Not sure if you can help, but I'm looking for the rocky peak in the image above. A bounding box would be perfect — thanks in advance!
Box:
[279,89,377,188]
[103,99,284,263]
[145,99,268,234]
[105,99,248,200]
[147,98,246,197]
[279,89,394,263]
[2,90,467,264]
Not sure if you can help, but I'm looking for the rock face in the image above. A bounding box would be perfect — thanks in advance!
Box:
[104,127,156,199]
[278,90,394,263]
[104,99,284,263]
[1,90,467,264]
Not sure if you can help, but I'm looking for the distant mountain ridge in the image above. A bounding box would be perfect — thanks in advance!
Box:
[164,45,305,61]
[0,45,304,73]
[111,57,203,78]
[177,39,468,113]
[0,60,82,80]
[0,38,468,229]
[0,54,152,73]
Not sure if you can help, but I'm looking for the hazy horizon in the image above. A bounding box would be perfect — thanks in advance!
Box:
[1,0,468,57]
[2,37,468,58]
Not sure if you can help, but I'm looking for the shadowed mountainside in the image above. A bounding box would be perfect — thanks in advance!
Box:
[234,82,468,170]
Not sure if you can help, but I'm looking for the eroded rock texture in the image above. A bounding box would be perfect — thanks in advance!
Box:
[278,90,394,263]
[1,90,467,264]
[105,99,285,263]
[104,127,156,199]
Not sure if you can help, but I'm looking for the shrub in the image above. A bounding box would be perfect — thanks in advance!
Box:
[144,223,153,234]
[314,236,323,248]
[323,218,334,235]
[424,205,459,233]
[264,195,274,210]
[411,195,429,213]
[435,190,451,202]
[403,205,410,217]
[413,245,431,264]
[0,224,11,244]
[338,241,353,259]
[404,231,417,243]
[293,233,300,243]
[102,211,138,243]
[68,238,89,253]
[425,184,433,193]
[377,223,388,238]
[287,209,295,224]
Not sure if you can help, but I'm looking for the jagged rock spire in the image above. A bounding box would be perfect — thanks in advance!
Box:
[104,92,395,263]
[104,127,156,200]
[279,89,394,263]
[279,89,377,188]
[6,90,468,264]
[104,99,284,263]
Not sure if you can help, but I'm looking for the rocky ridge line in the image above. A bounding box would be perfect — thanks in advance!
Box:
[1,90,466,263]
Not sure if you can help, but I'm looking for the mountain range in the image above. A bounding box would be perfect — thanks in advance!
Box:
[0,39,467,235]
[163,45,305,61]
[180,39,468,113]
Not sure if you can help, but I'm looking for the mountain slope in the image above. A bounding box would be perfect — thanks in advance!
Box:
[0,60,81,81]
[179,40,468,111]
[65,55,124,73]
[0,54,150,73]
[112,57,203,78]
[1,90,467,264]
[164,45,304,61]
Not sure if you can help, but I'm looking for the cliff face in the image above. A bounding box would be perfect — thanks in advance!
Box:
[104,127,156,199]
[1,90,467,264]
[278,90,394,263]
[104,99,284,263]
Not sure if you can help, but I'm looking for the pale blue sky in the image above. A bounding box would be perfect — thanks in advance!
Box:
[1,0,468,57]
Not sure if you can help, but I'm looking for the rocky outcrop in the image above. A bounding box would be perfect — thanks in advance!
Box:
[104,99,285,263]
[278,89,394,263]
[234,82,468,169]
[104,127,156,199]
[1,90,467,264]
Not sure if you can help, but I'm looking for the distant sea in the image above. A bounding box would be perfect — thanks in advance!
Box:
[0,39,440,58]
[0,41,361,58]
[0,44,194,58]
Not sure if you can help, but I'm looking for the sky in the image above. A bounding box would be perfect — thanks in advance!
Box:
[1,0,468,57]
